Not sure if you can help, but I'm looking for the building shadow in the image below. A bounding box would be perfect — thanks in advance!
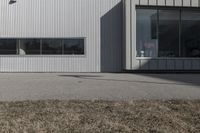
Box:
[100,2,123,72]
[58,74,196,86]
[130,59,200,87]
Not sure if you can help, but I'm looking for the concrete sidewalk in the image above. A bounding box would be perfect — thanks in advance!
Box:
[0,73,199,101]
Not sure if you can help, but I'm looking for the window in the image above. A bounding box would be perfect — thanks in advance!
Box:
[158,10,180,57]
[0,38,85,55]
[181,11,200,57]
[63,39,84,55]
[20,39,41,55]
[136,7,200,58]
[136,9,158,57]
[42,39,62,55]
[0,39,17,55]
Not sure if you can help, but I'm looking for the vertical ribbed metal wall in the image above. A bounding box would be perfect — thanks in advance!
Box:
[0,0,122,72]
[137,0,200,7]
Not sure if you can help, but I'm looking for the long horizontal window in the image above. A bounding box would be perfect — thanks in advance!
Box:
[0,38,85,55]
[136,7,200,58]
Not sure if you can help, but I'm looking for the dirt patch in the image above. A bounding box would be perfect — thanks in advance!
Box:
[0,100,199,133]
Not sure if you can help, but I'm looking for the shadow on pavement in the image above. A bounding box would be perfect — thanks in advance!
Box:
[58,74,198,86]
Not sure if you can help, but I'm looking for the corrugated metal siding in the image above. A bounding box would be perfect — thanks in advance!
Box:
[0,0,122,72]
[136,0,200,6]
[135,59,200,70]
[124,0,200,71]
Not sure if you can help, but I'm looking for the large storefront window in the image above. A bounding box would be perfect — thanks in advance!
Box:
[136,9,158,57]
[136,7,200,58]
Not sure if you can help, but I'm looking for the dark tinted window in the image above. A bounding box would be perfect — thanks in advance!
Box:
[20,39,40,55]
[158,10,180,57]
[63,39,84,55]
[0,39,17,55]
[42,39,62,55]
[181,11,200,57]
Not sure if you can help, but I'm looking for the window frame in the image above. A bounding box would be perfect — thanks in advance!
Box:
[136,5,200,59]
[0,38,86,57]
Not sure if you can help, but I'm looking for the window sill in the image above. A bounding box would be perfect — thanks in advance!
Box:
[0,55,86,58]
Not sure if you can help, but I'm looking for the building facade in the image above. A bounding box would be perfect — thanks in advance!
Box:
[0,0,200,72]
[0,0,122,72]
[125,0,200,71]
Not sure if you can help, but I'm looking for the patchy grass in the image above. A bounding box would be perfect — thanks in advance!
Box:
[0,100,199,133]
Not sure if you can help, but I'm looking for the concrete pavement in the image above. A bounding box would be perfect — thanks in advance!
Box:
[0,73,199,101]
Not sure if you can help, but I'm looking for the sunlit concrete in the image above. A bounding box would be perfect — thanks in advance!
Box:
[0,73,199,101]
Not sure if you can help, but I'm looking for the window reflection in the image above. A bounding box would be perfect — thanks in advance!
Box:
[42,39,62,55]
[20,39,40,55]
[63,39,84,55]
[136,9,158,57]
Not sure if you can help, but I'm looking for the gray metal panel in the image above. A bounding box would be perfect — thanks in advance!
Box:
[184,60,193,70]
[167,60,175,70]
[140,59,149,70]
[192,59,200,70]
[136,59,200,70]
[158,60,167,70]
[101,1,123,72]
[0,0,122,72]
[149,59,158,70]
[175,60,184,70]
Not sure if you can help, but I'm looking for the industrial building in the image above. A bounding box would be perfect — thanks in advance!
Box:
[0,0,200,72]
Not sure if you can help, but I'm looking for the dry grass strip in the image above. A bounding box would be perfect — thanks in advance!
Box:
[0,100,199,133]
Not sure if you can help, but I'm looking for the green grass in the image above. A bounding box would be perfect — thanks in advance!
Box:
[0,100,199,133]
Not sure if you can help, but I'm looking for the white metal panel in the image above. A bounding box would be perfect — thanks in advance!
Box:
[183,0,191,6]
[175,0,183,6]
[140,0,148,5]
[149,0,157,5]
[125,0,132,70]
[136,0,140,5]
[166,0,174,6]
[0,0,122,72]
[131,0,137,70]
[157,0,166,6]
[192,0,199,7]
